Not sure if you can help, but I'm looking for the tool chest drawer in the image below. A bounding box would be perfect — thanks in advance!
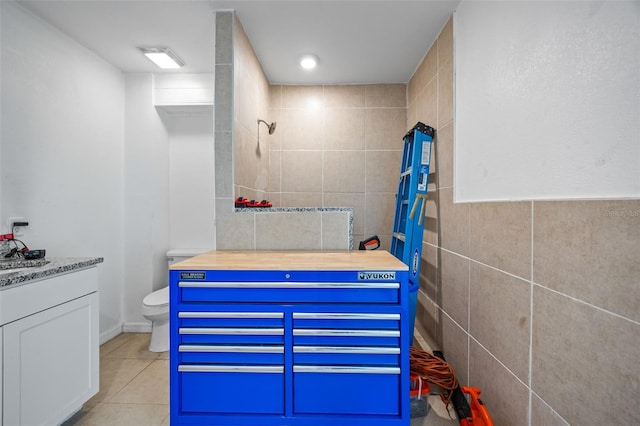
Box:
[178,280,400,304]
[170,250,410,426]
[179,365,284,414]
[293,366,401,416]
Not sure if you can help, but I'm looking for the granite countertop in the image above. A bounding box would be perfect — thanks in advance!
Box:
[0,257,104,289]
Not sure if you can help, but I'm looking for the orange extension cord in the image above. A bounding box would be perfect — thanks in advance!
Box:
[409,347,459,407]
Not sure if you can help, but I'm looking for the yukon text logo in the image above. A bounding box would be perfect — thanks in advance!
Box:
[358,271,396,281]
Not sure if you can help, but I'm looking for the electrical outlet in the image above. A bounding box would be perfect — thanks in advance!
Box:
[7,216,27,237]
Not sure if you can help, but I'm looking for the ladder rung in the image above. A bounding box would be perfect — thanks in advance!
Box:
[401,168,412,177]
[392,232,406,242]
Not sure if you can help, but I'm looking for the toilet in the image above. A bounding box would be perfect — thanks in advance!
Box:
[142,249,207,352]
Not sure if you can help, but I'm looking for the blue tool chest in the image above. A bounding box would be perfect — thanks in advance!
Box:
[169,251,410,425]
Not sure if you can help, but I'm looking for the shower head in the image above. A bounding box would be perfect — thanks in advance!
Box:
[257,119,277,135]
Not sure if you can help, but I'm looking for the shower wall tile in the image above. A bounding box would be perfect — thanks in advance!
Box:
[323,150,365,193]
[324,85,365,108]
[324,192,365,236]
[269,85,282,109]
[440,250,469,331]
[215,12,233,64]
[470,262,530,383]
[282,85,324,109]
[279,108,324,150]
[324,108,365,150]
[533,200,640,322]
[365,108,407,150]
[267,149,281,193]
[531,394,570,426]
[532,286,640,425]
[234,124,257,191]
[279,193,323,208]
[215,201,254,250]
[365,84,406,108]
[280,150,323,193]
[266,109,281,151]
[255,212,321,250]
[214,131,233,198]
[469,201,532,280]
[214,64,233,132]
[439,187,469,256]
[416,78,437,129]
[321,211,351,250]
[364,192,396,237]
[365,150,402,193]
[469,341,529,426]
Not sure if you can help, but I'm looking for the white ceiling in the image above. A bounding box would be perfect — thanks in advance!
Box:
[18,0,460,85]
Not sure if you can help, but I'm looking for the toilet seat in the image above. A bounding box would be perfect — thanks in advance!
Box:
[142,286,169,317]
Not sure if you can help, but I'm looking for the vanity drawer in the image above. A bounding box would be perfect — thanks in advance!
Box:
[179,281,399,304]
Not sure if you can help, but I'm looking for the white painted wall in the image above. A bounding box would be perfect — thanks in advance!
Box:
[0,2,125,337]
[122,74,171,330]
[454,1,640,202]
[165,111,216,251]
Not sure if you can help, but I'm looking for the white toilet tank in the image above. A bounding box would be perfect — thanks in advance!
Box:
[167,249,209,267]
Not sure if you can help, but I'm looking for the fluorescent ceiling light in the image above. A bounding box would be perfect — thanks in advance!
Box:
[138,47,184,69]
[300,54,318,70]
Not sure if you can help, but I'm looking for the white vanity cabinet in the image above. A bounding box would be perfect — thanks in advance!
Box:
[0,265,100,426]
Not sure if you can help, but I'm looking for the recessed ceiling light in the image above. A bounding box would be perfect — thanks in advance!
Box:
[138,47,184,69]
[300,54,318,70]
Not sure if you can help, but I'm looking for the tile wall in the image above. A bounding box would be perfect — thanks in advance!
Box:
[268,84,407,248]
[411,17,639,426]
[214,12,351,250]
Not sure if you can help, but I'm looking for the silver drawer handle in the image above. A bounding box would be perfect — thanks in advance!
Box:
[293,329,400,337]
[179,281,399,289]
[179,365,284,373]
[293,346,400,354]
[179,312,284,319]
[179,345,284,353]
[293,366,400,375]
[179,327,284,335]
[293,313,400,320]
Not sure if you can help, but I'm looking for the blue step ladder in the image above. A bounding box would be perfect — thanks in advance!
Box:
[390,122,435,341]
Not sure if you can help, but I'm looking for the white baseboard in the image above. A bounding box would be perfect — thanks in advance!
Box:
[123,322,152,333]
[100,323,123,345]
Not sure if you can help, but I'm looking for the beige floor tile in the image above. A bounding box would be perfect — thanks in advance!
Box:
[71,403,168,426]
[87,357,155,407]
[157,351,169,360]
[104,333,159,360]
[110,359,169,405]
[99,333,135,358]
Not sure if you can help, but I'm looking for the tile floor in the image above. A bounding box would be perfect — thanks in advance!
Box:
[63,333,457,425]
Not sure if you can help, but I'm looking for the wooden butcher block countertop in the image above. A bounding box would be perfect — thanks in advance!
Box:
[170,250,408,271]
